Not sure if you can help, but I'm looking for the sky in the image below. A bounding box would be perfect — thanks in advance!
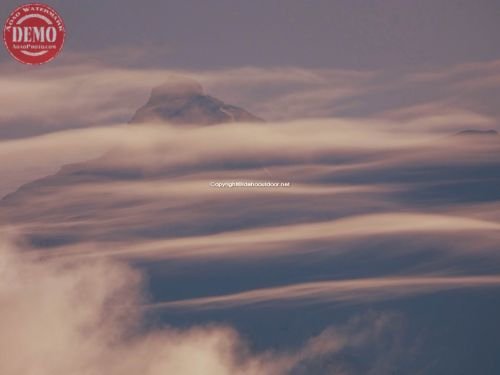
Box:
[1,2,500,375]
[1,0,500,69]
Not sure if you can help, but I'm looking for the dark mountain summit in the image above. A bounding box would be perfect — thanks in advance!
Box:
[130,77,263,125]
[0,78,264,206]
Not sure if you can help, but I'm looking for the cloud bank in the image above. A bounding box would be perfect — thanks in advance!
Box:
[0,236,405,375]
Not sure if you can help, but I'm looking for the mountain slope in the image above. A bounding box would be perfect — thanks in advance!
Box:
[130,77,263,125]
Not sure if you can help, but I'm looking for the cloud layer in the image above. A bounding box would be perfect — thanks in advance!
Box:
[1,59,499,138]
[0,236,407,375]
[2,60,500,374]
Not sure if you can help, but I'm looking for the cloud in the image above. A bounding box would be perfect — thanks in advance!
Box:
[2,58,500,140]
[405,59,500,87]
[1,113,487,198]
[150,275,500,311]
[0,63,375,138]
[2,57,500,375]
[1,120,499,270]
[0,117,433,198]
[32,212,500,261]
[0,235,403,375]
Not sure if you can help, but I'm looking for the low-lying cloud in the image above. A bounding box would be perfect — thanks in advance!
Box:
[0,235,405,375]
[1,59,500,139]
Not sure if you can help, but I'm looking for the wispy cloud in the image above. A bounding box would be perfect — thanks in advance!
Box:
[150,275,500,311]
[2,59,500,139]
[0,235,404,375]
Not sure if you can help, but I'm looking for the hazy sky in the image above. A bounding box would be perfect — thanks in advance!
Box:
[1,0,500,69]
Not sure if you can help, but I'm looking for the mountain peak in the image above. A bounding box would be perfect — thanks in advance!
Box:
[150,77,204,100]
[130,77,262,125]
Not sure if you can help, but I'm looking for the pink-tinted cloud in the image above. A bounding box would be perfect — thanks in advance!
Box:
[0,235,400,375]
